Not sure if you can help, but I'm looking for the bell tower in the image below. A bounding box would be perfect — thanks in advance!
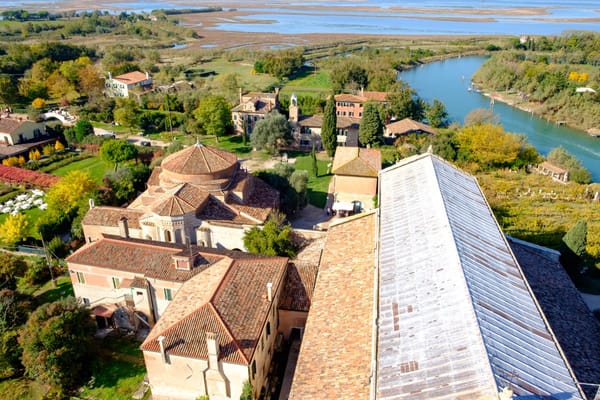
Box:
[289,92,299,123]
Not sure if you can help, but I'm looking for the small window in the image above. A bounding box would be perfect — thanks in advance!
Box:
[136,291,144,296]
[112,277,120,289]
[76,272,85,284]
[164,288,173,301]
[266,321,271,337]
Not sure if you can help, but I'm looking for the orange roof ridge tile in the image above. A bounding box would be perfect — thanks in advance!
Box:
[206,301,249,364]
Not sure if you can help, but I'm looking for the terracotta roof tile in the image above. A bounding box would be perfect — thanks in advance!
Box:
[226,175,278,223]
[331,146,381,177]
[509,237,600,399]
[0,118,26,134]
[151,184,209,216]
[289,213,376,399]
[66,236,223,282]
[141,255,288,364]
[82,206,143,228]
[385,118,437,136]
[279,263,318,312]
[197,195,255,225]
[161,143,237,176]
[113,71,149,84]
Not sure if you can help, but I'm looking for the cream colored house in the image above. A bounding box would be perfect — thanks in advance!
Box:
[104,71,153,98]
[330,146,381,210]
[231,88,279,135]
[82,143,279,251]
[141,253,288,400]
[0,117,47,145]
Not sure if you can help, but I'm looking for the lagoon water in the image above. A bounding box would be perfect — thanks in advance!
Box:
[2,1,600,36]
[399,56,600,181]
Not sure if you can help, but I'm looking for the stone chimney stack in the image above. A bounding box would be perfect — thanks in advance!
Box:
[118,216,129,239]
[146,71,150,80]
[267,282,273,302]
[157,335,168,363]
[206,332,219,369]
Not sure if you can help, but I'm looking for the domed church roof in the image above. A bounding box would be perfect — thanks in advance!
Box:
[159,143,239,187]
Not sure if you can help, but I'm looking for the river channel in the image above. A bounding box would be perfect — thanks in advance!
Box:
[398,56,600,182]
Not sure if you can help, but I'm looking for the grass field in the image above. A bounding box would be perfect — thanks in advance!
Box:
[198,59,279,91]
[290,151,332,208]
[51,156,113,184]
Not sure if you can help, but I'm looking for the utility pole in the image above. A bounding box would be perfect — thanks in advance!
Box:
[40,234,56,288]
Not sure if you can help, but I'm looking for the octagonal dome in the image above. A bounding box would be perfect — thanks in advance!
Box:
[159,143,239,187]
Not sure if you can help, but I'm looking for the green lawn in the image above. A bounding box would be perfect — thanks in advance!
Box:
[198,59,278,91]
[291,151,332,208]
[51,156,113,184]
[282,69,331,96]
[79,334,148,400]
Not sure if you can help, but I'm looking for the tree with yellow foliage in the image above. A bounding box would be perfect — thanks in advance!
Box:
[32,97,46,110]
[42,144,55,157]
[2,157,19,166]
[45,170,97,218]
[17,156,25,166]
[29,148,41,161]
[0,213,29,247]
[456,123,522,170]
[54,140,64,152]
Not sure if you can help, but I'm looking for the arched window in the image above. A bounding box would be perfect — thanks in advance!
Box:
[164,230,172,242]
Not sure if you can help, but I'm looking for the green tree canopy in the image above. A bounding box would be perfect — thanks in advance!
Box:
[243,216,297,257]
[20,297,97,390]
[100,139,138,171]
[547,146,592,184]
[386,81,424,121]
[321,95,337,158]
[113,98,139,133]
[560,220,588,273]
[193,95,233,141]
[73,119,94,143]
[424,98,448,128]
[0,254,27,291]
[359,101,383,147]
[250,111,292,154]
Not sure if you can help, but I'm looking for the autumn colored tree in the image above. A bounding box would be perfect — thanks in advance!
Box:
[31,97,46,109]
[42,144,55,157]
[54,140,65,152]
[456,123,521,170]
[45,170,96,219]
[321,95,337,158]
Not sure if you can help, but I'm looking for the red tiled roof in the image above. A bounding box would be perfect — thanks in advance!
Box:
[82,206,143,228]
[151,184,209,217]
[334,93,364,103]
[161,143,238,177]
[334,91,388,103]
[385,118,437,136]
[0,118,27,134]
[113,71,150,85]
[289,212,376,399]
[226,175,278,223]
[331,146,381,177]
[362,91,388,102]
[279,263,318,312]
[66,236,223,282]
[141,255,288,364]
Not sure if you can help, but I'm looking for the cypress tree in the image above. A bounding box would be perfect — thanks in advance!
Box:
[359,101,383,147]
[560,220,588,273]
[321,95,337,158]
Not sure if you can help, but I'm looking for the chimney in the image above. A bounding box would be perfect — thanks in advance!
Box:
[108,72,112,80]
[146,71,150,80]
[360,86,364,97]
[498,387,513,400]
[267,282,273,302]
[157,335,168,363]
[118,216,129,239]
[88,198,95,209]
[206,332,219,369]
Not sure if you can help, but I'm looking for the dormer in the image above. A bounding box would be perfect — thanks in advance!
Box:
[172,254,195,271]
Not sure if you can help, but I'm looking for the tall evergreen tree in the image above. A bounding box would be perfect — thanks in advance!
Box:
[321,95,337,158]
[560,220,588,273]
[359,102,383,147]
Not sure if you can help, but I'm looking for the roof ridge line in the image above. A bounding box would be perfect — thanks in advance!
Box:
[207,289,250,364]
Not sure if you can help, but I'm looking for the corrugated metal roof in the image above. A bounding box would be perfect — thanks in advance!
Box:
[377,153,583,400]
